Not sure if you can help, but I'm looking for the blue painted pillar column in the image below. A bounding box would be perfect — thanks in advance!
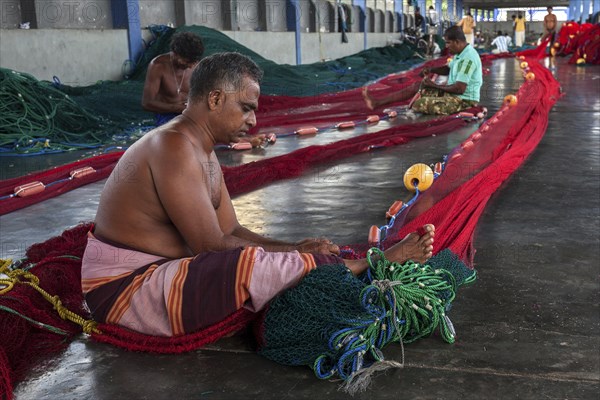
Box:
[354,0,367,50]
[493,9,499,22]
[286,0,302,65]
[594,0,600,17]
[569,0,579,21]
[456,0,463,20]
[395,0,404,32]
[448,0,455,23]
[574,0,582,22]
[473,9,478,22]
[418,0,427,33]
[528,9,534,22]
[435,0,442,34]
[581,0,592,22]
[111,0,143,68]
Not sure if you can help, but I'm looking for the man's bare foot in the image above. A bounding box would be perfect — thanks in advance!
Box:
[383,224,435,265]
[362,87,376,110]
[344,224,435,275]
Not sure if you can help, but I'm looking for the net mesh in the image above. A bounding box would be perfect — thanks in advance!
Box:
[257,249,475,382]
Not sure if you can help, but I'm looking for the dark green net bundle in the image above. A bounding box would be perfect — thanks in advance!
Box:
[257,248,475,394]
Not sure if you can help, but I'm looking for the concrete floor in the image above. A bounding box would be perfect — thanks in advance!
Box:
[2,57,599,399]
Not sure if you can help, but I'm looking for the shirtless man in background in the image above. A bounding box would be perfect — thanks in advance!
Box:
[142,32,204,125]
[543,7,558,44]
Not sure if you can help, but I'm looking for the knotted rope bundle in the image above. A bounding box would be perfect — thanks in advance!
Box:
[257,248,475,394]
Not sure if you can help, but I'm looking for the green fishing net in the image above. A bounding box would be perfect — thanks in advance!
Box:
[1,25,428,154]
[258,248,475,391]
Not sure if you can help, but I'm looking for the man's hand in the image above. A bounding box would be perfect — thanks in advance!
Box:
[419,67,431,78]
[295,238,341,255]
[421,77,437,88]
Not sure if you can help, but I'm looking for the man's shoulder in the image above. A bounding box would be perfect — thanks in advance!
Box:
[149,53,171,68]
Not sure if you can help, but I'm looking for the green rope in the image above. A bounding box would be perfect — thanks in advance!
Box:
[0,304,69,336]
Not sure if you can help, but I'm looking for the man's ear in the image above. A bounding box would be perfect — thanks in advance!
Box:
[208,90,223,110]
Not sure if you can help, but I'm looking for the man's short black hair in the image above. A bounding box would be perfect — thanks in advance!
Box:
[444,25,467,42]
[547,6,553,11]
[189,52,263,101]
[498,30,503,36]
[170,32,204,62]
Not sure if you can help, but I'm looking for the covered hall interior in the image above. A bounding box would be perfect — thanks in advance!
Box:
[1,0,599,399]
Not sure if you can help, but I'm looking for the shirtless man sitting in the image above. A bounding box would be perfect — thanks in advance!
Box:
[83,52,435,337]
[141,31,204,126]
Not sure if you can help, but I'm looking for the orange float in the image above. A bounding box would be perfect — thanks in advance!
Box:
[504,94,518,107]
[336,121,355,129]
[520,61,528,69]
[366,115,380,124]
[385,200,404,219]
[295,127,319,135]
[69,166,96,179]
[461,140,474,150]
[403,163,434,192]
[368,225,381,247]
[525,72,535,81]
[457,111,474,119]
[14,181,45,197]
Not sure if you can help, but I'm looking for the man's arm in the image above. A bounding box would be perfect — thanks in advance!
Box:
[421,65,450,76]
[152,135,338,255]
[141,61,186,114]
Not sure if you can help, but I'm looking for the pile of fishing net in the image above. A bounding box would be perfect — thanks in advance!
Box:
[0,25,429,155]
[257,248,475,393]
[553,21,599,64]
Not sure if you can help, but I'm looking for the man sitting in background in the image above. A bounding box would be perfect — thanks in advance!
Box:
[491,30,511,53]
[363,26,482,116]
[142,32,204,126]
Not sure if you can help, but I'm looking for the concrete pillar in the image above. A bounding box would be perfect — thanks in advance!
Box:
[594,0,600,18]
[286,0,301,64]
[418,0,427,32]
[111,0,143,68]
[455,0,463,20]
[447,0,454,22]
[435,0,442,34]
[395,0,404,32]
[493,9,499,22]
[569,0,578,21]
[354,0,367,49]
[581,0,591,22]
[574,0,582,22]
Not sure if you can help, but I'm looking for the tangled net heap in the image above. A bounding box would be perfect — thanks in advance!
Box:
[1,25,430,155]
[257,249,475,393]
[0,69,113,153]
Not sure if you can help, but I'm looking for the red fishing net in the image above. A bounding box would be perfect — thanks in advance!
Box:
[0,43,560,399]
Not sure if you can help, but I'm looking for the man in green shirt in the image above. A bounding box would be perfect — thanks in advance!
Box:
[363,26,482,115]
